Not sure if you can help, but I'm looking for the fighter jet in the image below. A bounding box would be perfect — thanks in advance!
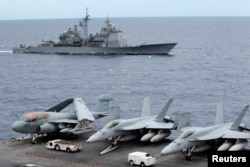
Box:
[161,103,250,160]
[87,98,190,154]
[12,94,113,143]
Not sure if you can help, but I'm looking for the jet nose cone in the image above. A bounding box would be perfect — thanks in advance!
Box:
[160,148,171,155]
[87,131,106,143]
[160,142,179,155]
[86,134,98,143]
[86,136,94,143]
[161,149,174,155]
[160,148,170,155]
[11,121,20,132]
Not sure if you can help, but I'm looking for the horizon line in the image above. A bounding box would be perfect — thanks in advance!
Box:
[1,15,250,21]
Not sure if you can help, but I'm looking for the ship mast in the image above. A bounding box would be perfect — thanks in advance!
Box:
[105,16,110,47]
[80,8,90,45]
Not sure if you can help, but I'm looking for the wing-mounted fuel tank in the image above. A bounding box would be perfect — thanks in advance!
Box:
[140,130,156,142]
[229,139,248,151]
[217,140,235,151]
[141,130,171,142]
[217,139,248,151]
[151,130,171,142]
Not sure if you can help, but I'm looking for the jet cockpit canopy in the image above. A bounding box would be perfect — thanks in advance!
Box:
[20,112,49,122]
[178,131,194,139]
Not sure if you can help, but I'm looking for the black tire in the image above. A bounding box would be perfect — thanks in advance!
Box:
[55,145,60,151]
[140,162,145,167]
[31,140,37,144]
[185,155,192,161]
[66,148,70,153]
[129,160,134,166]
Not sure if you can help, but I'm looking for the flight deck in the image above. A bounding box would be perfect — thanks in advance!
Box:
[0,132,208,167]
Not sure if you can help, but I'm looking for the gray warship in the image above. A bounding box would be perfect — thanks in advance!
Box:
[13,10,177,55]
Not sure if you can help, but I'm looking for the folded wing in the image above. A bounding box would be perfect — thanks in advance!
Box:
[74,98,95,122]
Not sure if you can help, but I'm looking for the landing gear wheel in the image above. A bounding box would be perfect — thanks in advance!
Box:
[31,134,38,144]
[55,145,60,151]
[129,160,134,166]
[31,140,37,144]
[185,147,193,161]
[185,155,193,161]
[140,162,145,167]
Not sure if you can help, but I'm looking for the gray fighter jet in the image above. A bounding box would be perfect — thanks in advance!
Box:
[161,103,250,160]
[87,98,190,154]
[12,95,113,143]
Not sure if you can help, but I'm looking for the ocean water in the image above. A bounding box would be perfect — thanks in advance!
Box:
[0,17,250,140]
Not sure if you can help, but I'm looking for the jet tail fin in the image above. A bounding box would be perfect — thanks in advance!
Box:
[94,94,113,115]
[230,105,249,131]
[141,97,151,117]
[173,112,191,130]
[215,103,224,125]
[155,99,173,122]
[107,106,121,122]
[46,98,74,112]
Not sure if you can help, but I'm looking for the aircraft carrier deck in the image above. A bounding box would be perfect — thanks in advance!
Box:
[0,132,208,167]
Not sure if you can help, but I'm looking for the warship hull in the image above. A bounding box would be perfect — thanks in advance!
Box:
[13,43,177,55]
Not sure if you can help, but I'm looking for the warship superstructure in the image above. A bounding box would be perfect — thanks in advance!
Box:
[13,9,177,55]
